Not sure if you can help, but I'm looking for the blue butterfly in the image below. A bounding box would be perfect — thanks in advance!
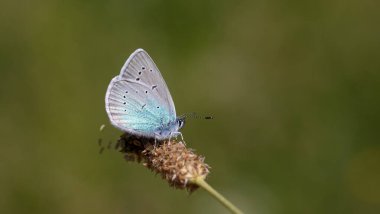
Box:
[105,49,185,140]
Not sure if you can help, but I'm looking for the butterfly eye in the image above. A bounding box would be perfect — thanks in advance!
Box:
[178,120,184,128]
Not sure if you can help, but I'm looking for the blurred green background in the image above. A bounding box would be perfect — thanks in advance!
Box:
[1,0,379,213]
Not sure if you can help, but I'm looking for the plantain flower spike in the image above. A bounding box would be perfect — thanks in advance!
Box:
[118,133,210,192]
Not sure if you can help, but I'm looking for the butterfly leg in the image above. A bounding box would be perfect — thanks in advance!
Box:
[168,134,173,143]
[170,132,185,145]
[153,136,158,148]
[178,132,184,141]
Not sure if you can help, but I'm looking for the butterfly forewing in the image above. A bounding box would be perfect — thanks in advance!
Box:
[119,50,176,116]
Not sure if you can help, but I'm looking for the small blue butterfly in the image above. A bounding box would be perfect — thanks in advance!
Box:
[105,49,185,140]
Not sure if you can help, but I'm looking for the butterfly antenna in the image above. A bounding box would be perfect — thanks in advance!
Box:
[182,112,213,120]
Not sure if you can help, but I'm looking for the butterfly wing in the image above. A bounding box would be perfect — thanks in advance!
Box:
[105,49,176,137]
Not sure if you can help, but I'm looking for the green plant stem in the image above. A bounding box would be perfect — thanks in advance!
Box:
[191,177,244,214]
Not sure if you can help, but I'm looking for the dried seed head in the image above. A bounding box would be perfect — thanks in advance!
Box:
[117,133,154,162]
[118,133,210,192]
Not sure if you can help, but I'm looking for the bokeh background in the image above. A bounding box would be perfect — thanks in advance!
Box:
[1,0,379,213]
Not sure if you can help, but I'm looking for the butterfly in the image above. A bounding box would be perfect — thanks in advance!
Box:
[105,49,185,140]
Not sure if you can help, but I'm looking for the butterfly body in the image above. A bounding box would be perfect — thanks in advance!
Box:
[105,49,184,140]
